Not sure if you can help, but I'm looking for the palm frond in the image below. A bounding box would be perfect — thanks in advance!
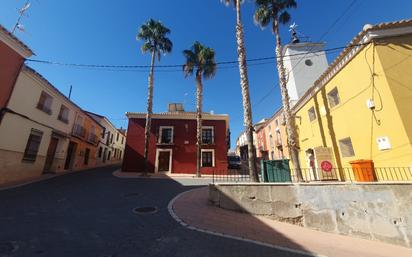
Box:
[279,11,291,24]
[254,6,272,28]
[136,19,173,56]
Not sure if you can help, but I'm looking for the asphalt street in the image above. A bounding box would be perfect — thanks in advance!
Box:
[0,166,307,257]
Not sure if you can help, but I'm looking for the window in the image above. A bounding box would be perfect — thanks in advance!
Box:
[37,91,53,114]
[101,128,106,139]
[201,150,214,167]
[57,105,69,123]
[73,115,85,137]
[98,147,103,158]
[108,151,111,161]
[121,136,124,144]
[88,125,96,143]
[202,127,214,144]
[116,132,119,141]
[106,132,110,145]
[110,134,114,144]
[159,126,173,144]
[269,135,274,149]
[84,148,90,165]
[327,87,340,108]
[308,107,316,121]
[23,129,43,162]
[339,137,355,157]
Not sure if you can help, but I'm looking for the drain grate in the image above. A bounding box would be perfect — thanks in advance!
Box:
[0,241,18,254]
[133,206,158,215]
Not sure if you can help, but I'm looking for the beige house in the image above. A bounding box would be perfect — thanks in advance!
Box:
[0,66,90,184]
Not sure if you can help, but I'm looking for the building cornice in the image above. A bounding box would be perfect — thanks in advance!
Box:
[0,25,33,58]
[126,112,229,122]
[292,19,412,113]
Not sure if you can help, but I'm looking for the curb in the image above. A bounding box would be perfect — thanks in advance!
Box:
[1,165,119,191]
[167,188,327,257]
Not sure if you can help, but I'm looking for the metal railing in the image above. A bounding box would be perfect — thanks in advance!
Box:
[212,167,412,184]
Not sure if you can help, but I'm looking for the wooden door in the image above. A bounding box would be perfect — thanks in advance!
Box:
[158,151,171,172]
[64,142,76,170]
[44,137,58,173]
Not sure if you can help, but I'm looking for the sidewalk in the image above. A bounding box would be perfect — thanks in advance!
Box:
[169,187,412,257]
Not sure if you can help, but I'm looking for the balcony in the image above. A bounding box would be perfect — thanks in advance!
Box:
[72,124,86,138]
[275,139,283,148]
[87,133,98,145]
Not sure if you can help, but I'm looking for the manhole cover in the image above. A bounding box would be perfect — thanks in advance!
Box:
[133,206,158,215]
[0,241,18,254]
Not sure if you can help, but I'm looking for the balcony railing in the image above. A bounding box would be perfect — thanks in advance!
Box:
[87,133,98,144]
[72,124,86,138]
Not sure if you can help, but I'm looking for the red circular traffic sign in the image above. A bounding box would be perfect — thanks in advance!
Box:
[321,161,333,172]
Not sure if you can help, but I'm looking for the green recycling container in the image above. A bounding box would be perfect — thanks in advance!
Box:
[261,159,291,182]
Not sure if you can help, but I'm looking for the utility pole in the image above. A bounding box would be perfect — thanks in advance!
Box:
[12,1,31,34]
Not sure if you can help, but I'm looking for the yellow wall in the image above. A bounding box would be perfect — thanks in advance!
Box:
[294,36,412,181]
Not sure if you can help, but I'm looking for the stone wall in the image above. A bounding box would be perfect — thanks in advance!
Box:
[209,182,412,248]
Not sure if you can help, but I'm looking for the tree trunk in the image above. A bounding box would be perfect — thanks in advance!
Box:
[235,1,259,182]
[195,72,203,178]
[143,50,156,175]
[273,18,303,182]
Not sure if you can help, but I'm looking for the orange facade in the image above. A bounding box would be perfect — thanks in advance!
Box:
[261,108,290,160]
[65,112,103,171]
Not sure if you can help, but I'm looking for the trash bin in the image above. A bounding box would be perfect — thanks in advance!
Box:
[349,160,376,182]
[261,159,291,182]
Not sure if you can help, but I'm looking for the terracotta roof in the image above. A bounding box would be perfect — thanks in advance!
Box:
[0,24,34,57]
[292,19,412,112]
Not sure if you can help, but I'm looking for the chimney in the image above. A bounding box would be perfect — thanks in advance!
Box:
[168,103,184,112]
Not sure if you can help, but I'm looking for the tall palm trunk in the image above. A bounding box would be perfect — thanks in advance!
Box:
[235,0,259,182]
[195,71,203,177]
[143,50,156,175]
[273,18,303,181]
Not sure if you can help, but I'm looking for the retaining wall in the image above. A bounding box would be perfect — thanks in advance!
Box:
[209,182,412,248]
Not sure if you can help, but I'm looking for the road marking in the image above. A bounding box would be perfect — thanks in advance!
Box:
[168,188,328,257]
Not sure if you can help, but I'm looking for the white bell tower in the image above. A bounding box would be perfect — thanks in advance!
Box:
[282,23,329,106]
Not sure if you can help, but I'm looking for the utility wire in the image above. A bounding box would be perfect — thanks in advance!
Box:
[25,43,364,71]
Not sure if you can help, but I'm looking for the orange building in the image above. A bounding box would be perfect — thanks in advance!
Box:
[262,108,290,161]
[64,112,103,171]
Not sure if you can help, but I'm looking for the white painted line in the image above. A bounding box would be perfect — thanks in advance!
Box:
[168,189,328,257]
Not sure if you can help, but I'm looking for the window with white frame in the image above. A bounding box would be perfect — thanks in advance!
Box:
[201,149,214,167]
[159,126,174,144]
[202,126,214,144]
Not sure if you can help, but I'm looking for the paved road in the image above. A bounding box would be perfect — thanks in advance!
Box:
[0,166,306,257]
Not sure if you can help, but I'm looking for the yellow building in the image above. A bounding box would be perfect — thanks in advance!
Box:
[292,20,412,181]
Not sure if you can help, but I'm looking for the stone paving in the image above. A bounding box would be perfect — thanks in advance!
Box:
[0,166,307,257]
[170,187,412,257]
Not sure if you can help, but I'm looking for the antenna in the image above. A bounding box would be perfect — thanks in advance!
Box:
[12,1,31,34]
[68,85,73,99]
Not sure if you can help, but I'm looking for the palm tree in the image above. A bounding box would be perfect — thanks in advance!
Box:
[137,19,172,175]
[253,0,303,181]
[222,0,260,182]
[183,41,217,177]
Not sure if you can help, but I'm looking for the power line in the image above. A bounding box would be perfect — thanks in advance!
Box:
[25,43,364,71]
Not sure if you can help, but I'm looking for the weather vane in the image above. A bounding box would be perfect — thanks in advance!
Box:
[289,22,300,44]
[11,1,31,34]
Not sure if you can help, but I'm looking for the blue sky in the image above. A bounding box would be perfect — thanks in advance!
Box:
[1,0,411,148]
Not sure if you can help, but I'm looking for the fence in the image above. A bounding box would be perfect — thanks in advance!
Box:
[212,167,412,184]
